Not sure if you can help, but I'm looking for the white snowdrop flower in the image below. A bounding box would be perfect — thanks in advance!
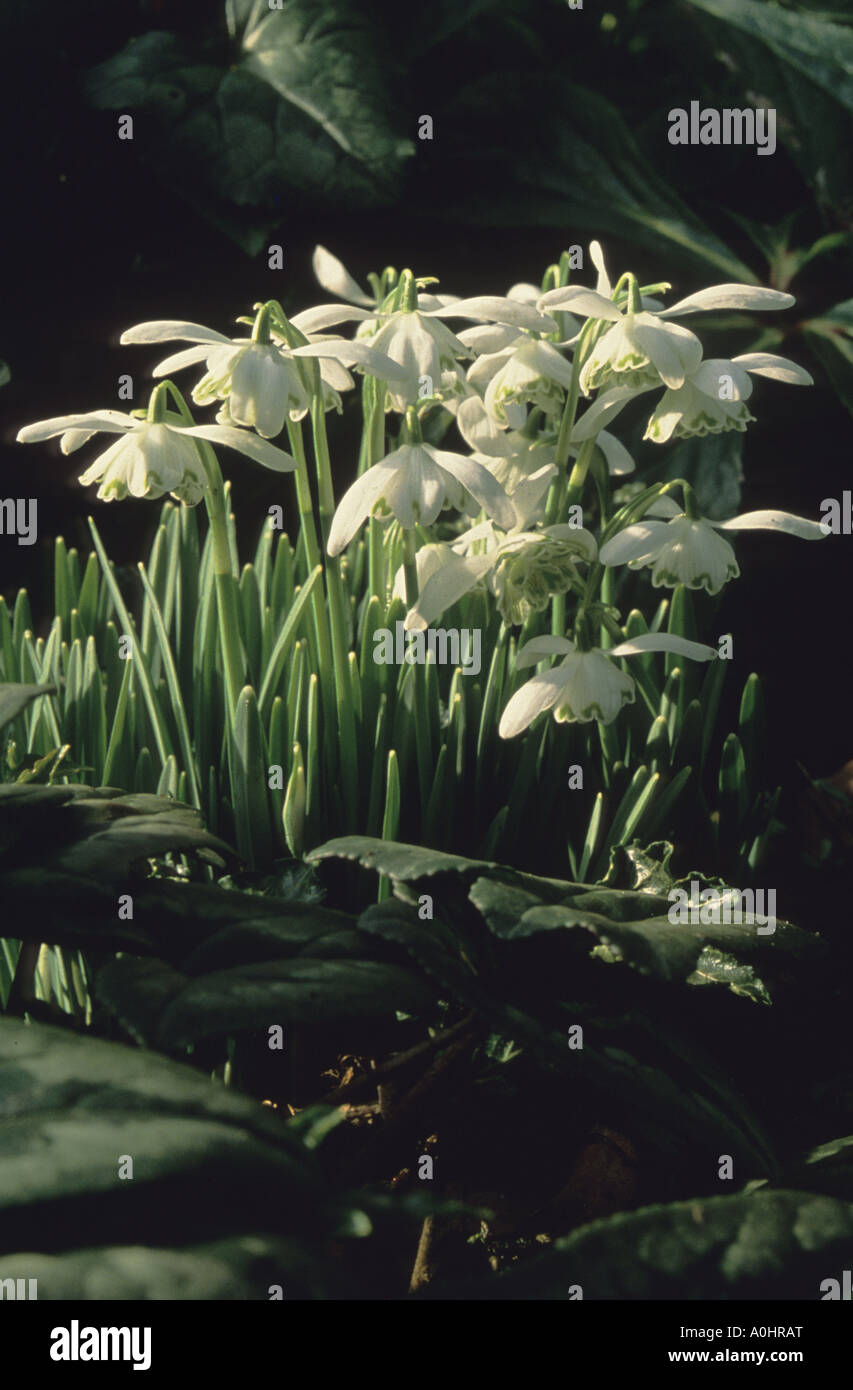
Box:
[120,314,405,437]
[481,338,574,427]
[599,496,827,594]
[17,400,296,505]
[539,240,795,397]
[369,309,473,412]
[327,441,515,556]
[391,541,458,603]
[444,390,517,458]
[643,353,813,443]
[405,465,597,628]
[301,268,557,413]
[570,352,812,447]
[499,632,717,736]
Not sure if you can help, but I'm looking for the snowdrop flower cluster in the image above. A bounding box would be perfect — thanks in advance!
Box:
[16,239,830,745]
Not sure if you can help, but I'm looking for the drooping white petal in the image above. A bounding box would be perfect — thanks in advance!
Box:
[499,669,569,738]
[428,447,516,529]
[454,394,515,457]
[60,428,100,455]
[290,304,374,334]
[691,358,753,401]
[418,293,460,312]
[570,386,647,441]
[595,429,635,476]
[555,650,635,724]
[425,296,557,334]
[510,464,558,529]
[311,246,374,307]
[17,410,135,444]
[600,521,669,567]
[151,343,214,377]
[456,323,522,354]
[732,353,814,386]
[607,633,718,661]
[290,339,408,382]
[327,458,402,555]
[537,286,623,321]
[658,285,795,318]
[176,424,296,472]
[120,320,232,346]
[631,317,702,389]
[392,542,457,606]
[228,345,288,438]
[647,494,683,518]
[384,448,447,527]
[589,241,612,298]
[507,282,542,304]
[76,432,132,487]
[515,635,575,669]
[715,509,827,539]
[541,524,598,561]
[406,553,495,630]
[317,355,356,391]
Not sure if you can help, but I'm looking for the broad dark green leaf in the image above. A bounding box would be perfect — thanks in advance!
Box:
[467,862,822,996]
[685,0,853,111]
[53,813,231,877]
[96,955,437,1050]
[226,0,412,174]
[685,0,853,210]
[436,74,756,280]
[308,835,496,881]
[0,1234,344,1300]
[422,1189,853,1299]
[85,8,413,251]
[0,1015,343,1255]
[358,899,487,1001]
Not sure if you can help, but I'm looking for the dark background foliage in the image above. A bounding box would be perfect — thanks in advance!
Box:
[1,0,851,784]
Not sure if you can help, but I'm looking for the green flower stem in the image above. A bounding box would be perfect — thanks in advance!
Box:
[402,527,433,816]
[309,367,359,828]
[599,476,691,548]
[158,383,245,716]
[285,419,321,569]
[682,482,700,519]
[547,319,599,526]
[564,438,597,511]
[200,445,247,716]
[285,415,337,782]
[362,376,387,603]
